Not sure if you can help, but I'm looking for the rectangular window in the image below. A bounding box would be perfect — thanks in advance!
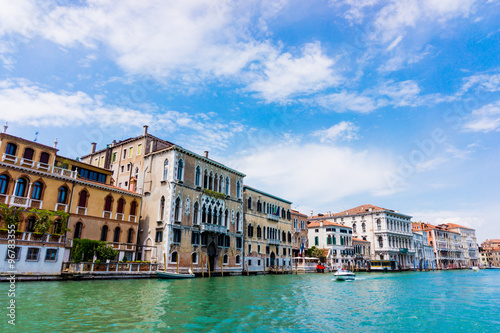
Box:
[124,181,128,187]
[45,249,57,261]
[266,246,270,255]
[5,247,20,261]
[282,247,286,256]
[121,165,124,173]
[112,152,117,162]
[94,158,98,166]
[201,233,207,246]
[225,235,231,248]
[26,248,40,261]
[137,144,142,155]
[218,235,224,247]
[248,260,252,266]
[155,230,163,243]
[315,236,319,246]
[127,163,131,171]
[248,243,252,254]
[128,147,133,158]
[100,156,105,167]
[236,237,242,249]
[191,232,200,246]
[123,149,127,159]
[258,259,261,266]
[173,229,181,244]
[258,245,261,254]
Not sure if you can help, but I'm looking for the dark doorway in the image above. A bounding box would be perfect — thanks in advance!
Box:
[270,251,276,267]
[207,241,216,272]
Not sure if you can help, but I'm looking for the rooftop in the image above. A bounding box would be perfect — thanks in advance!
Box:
[307,220,351,229]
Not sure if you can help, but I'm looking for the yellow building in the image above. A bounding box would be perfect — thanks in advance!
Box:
[0,131,141,279]
[243,186,293,273]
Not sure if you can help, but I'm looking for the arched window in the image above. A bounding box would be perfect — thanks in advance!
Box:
[202,205,207,223]
[223,254,228,264]
[257,200,261,212]
[236,212,241,231]
[130,201,137,216]
[193,202,199,224]
[171,251,178,263]
[127,228,134,243]
[58,186,68,204]
[218,208,222,225]
[0,174,9,194]
[163,159,169,180]
[78,190,88,207]
[177,159,184,180]
[257,225,262,238]
[224,209,229,227]
[159,196,165,220]
[225,177,230,195]
[362,223,366,233]
[195,166,201,186]
[53,219,62,234]
[39,152,50,164]
[31,181,43,200]
[23,148,34,160]
[219,175,223,193]
[191,252,198,264]
[282,230,286,241]
[14,178,28,197]
[174,197,181,221]
[214,173,218,191]
[26,216,36,232]
[287,210,291,220]
[352,223,357,233]
[247,223,253,237]
[74,222,83,239]
[203,170,208,189]
[208,172,213,190]
[104,195,113,212]
[247,196,252,209]
[207,207,212,224]
[376,219,381,231]
[235,255,240,264]
[6,143,17,156]
[100,225,108,241]
[113,227,121,242]
[236,181,241,198]
[288,232,291,243]
[117,198,125,214]
[378,236,383,248]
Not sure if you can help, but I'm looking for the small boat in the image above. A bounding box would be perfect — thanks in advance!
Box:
[334,269,355,281]
[157,271,195,279]
[471,266,480,271]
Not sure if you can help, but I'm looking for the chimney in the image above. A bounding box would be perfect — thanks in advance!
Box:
[91,142,97,154]
[143,125,148,136]
[310,210,313,217]
[3,122,7,133]
[112,140,117,147]
[204,151,209,158]
[53,138,58,148]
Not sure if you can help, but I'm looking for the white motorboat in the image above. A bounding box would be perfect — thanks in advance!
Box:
[157,271,195,279]
[334,269,355,281]
[471,266,480,271]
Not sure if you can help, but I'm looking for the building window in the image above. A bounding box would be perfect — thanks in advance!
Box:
[123,149,127,159]
[0,174,9,194]
[100,156,105,167]
[248,243,252,254]
[174,197,181,222]
[236,181,241,198]
[31,181,43,200]
[247,196,252,209]
[223,254,228,265]
[247,224,254,237]
[258,245,261,254]
[128,147,133,158]
[130,201,137,217]
[126,163,131,172]
[23,148,34,160]
[378,236,383,248]
[159,196,165,220]
[39,152,50,164]
[315,236,319,246]
[104,195,113,212]
[121,165,124,173]
[26,248,40,261]
[117,198,125,214]
[163,159,169,180]
[177,159,184,181]
[6,143,17,156]
[191,232,200,245]
[173,228,181,244]
[26,216,36,232]
[195,166,201,186]
[14,178,28,197]
[100,225,108,241]
[74,222,83,239]
[193,202,199,224]
[327,235,332,245]
[171,251,178,263]
[45,249,57,261]
[127,228,134,243]
[201,233,207,246]
[191,252,198,264]
[225,177,230,195]
[137,144,142,155]
[257,225,262,238]
[155,230,163,243]
[5,247,20,261]
[113,227,121,242]
[362,223,366,233]
[236,237,242,249]
[78,190,88,208]
[236,255,241,265]
[112,152,117,162]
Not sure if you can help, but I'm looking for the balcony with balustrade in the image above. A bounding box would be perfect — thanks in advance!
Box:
[267,238,280,245]
[198,223,227,234]
[267,213,280,222]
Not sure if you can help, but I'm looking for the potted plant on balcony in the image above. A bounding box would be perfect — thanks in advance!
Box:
[0,204,22,232]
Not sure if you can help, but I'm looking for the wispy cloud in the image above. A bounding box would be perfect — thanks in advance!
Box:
[463,100,500,132]
[312,121,360,142]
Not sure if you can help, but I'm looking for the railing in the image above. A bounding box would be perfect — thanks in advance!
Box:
[267,214,280,222]
[0,231,64,243]
[29,199,43,209]
[102,211,112,219]
[199,223,227,233]
[268,239,280,245]
[55,203,68,212]
[2,153,18,164]
[9,195,29,208]
[129,215,137,222]
[77,206,87,215]
[0,194,9,204]
[52,166,77,179]
[37,162,51,172]
[19,158,35,168]
[116,213,124,221]
[62,262,158,274]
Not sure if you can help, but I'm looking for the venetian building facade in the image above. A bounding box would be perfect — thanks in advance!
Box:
[243,186,293,272]
[441,223,479,267]
[0,132,141,278]
[307,220,354,269]
[138,146,245,274]
[352,237,371,268]
[310,204,415,269]
[291,209,308,257]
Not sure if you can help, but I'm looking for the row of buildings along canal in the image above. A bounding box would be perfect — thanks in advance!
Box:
[0,125,482,279]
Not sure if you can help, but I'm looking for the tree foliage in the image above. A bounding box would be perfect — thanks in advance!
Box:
[0,204,23,229]
[305,246,324,258]
[71,238,119,263]
[29,208,69,234]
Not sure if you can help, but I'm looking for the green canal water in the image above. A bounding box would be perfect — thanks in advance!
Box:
[1,270,499,332]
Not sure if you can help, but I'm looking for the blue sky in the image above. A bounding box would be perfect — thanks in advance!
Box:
[1,0,499,242]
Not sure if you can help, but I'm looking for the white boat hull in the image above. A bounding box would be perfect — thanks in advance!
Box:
[157,271,195,279]
[334,271,356,281]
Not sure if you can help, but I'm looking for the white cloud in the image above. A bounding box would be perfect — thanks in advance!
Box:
[232,142,396,208]
[458,73,500,95]
[317,91,380,113]
[312,121,359,142]
[0,79,152,127]
[329,0,381,23]
[463,100,500,132]
[247,42,341,102]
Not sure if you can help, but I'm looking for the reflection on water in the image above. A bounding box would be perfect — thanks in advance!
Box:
[1,270,499,332]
